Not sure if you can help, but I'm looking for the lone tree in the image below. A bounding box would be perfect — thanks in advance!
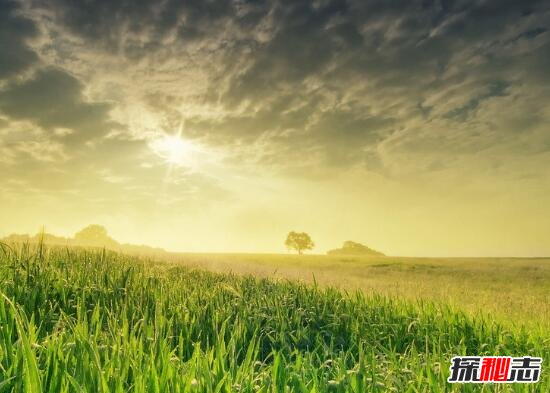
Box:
[285,231,314,254]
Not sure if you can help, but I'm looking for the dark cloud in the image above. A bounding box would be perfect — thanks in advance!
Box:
[0,67,115,142]
[443,80,510,122]
[31,0,260,58]
[18,0,550,171]
[0,0,39,78]
[514,26,547,40]
[0,1,118,145]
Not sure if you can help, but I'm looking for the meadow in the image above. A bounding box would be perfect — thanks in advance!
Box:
[0,243,548,392]
[166,253,550,330]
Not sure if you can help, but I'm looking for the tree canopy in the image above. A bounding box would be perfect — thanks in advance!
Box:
[285,231,314,254]
[74,225,118,247]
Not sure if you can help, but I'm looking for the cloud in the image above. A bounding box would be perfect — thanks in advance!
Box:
[9,0,550,178]
[31,0,256,58]
[0,0,39,79]
[0,67,116,142]
[180,0,550,174]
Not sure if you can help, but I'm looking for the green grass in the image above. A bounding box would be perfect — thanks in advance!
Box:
[0,244,548,392]
[164,253,550,330]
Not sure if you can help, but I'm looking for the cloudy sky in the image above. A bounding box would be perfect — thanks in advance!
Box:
[1,0,549,256]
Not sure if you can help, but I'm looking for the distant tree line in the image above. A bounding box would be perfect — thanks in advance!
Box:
[1,225,165,255]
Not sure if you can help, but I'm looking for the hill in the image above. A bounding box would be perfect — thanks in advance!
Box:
[327,240,385,256]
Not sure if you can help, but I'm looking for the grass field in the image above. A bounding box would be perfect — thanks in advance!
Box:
[163,253,550,331]
[0,243,548,392]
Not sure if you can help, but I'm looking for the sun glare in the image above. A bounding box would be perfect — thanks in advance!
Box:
[151,135,193,166]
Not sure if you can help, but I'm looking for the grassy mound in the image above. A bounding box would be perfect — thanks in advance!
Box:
[0,244,547,392]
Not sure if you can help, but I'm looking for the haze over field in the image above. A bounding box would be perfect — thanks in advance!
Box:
[1,0,550,256]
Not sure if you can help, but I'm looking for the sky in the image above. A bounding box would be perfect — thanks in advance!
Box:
[0,0,549,257]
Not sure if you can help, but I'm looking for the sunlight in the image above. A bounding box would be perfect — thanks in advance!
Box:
[150,135,194,166]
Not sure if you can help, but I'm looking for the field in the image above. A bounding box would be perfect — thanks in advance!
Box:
[166,253,550,330]
[0,244,548,392]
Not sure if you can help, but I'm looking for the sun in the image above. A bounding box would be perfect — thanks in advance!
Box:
[150,135,193,166]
